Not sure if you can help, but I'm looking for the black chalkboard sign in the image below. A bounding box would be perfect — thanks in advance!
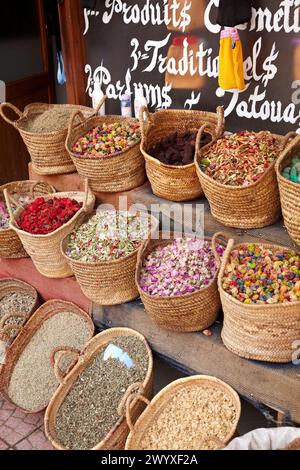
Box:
[82,0,300,134]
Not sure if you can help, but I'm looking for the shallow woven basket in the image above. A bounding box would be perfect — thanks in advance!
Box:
[276,133,300,245]
[61,212,159,306]
[125,375,241,450]
[140,106,224,202]
[1,300,94,413]
[4,180,95,278]
[135,232,225,332]
[0,102,94,175]
[65,97,146,192]
[195,129,295,229]
[45,327,153,450]
[217,234,300,363]
[0,181,55,259]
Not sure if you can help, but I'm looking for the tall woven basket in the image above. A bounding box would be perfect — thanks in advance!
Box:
[61,213,159,306]
[216,234,300,363]
[0,102,93,175]
[135,232,224,332]
[195,129,295,229]
[276,133,300,245]
[0,180,55,259]
[45,327,153,450]
[125,375,241,450]
[140,106,224,202]
[4,180,95,279]
[65,97,146,192]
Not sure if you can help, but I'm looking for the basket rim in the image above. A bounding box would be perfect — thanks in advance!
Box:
[195,132,283,191]
[218,240,300,311]
[44,327,153,450]
[0,277,38,300]
[125,375,241,450]
[275,136,300,188]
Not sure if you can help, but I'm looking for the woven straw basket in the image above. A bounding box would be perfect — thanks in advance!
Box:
[0,300,94,413]
[65,97,146,192]
[0,102,94,175]
[61,212,159,306]
[125,375,241,450]
[276,133,300,245]
[216,234,300,363]
[4,180,95,278]
[195,129,295,229]
[0,180,55,259]
[140,106,224,202]
[135,232,224,332]
[45,327,153,450]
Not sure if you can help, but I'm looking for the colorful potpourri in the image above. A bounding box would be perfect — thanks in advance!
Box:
[17,197,82,235]
[222,244,300,304]
[65,211,151,262]
[200,131,281,186]
[139,239,225,297]
[0,196,31,230]
[72,121,141,159]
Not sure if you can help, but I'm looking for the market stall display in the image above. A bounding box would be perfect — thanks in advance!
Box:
[45,327,153,450]
[62,210,158,305]
[4,180,95,278]
[125,375,240,450]
[195,128,294,229]
[140,106,224,202]
[0,181,55,258]
[0,103,94,175]
[136,233,225,332]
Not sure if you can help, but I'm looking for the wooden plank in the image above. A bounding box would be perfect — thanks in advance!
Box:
[93,301,300,424]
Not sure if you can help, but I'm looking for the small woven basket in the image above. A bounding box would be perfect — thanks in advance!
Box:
[0,180,55,259]
[61,212,159,306]
[140,106,224,202]
[125,375,241,450]
[276,133,300,245]
[4,180,95,279]
[0,102,94,175]
[135,232,224,332]
[217,234,300,363]
[195,129,295,229]
[44,327,153,450]
[65,97,146,192]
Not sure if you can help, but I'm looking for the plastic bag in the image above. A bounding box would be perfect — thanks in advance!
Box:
[225,427,300,450]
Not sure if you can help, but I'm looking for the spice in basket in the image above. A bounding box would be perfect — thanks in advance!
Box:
[55,335,149,450]
[0,292,36,342]
[282,155,300,183]
[65,211,151,262]
[23,108,76,133]
[222,244,300,304]
[139,385,237,450]
[139,239,224,297]
[150,131,211,166]
[17,197,82,235]
[200,131,281,186]
[0,195,31,230]
[8,312,92,412]
[72,121,141,159]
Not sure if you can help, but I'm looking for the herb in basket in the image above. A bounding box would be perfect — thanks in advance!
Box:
[0,196,31,230]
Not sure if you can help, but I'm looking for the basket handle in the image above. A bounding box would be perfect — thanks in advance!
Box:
[93,95,108,116]
[29,181,54,198]
[139,106,151,138]
[195,123,217,153]
[281,131,298,150]
[0,312,28,330]
[0,102,23,127]
[50,347,81,384]
[82,178,91,212]
[215,106,225,138]
[67,110,86,143]
[0,323,23,341]
[3,188,17,225]
[211,232,232,265]
[117,382,150,433]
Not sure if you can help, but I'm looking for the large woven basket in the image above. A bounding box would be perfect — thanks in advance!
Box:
[0,102,94,175]
[0,180,55,259]
[61,212,159,306]
[195,129,295,229]
[217,234,300,363]
[135,232,224,332]
[65,97,146,192]
[125,375,241,450]
[4,180,95,278]
[1,300,94,413]
[140,106,224,202]
[45,327,153,450]
[276,133,300,245]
